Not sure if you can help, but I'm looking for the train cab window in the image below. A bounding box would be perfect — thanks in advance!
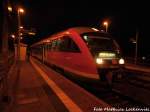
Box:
[81,32,121,55]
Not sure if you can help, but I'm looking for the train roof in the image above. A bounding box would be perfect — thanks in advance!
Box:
[48,27,101,37]
[68,27,100,34]
[31,27,106,47]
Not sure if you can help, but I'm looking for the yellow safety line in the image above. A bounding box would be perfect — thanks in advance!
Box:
[30,59,83,112]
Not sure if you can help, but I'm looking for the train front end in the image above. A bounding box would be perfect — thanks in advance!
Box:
[81,32,125,84]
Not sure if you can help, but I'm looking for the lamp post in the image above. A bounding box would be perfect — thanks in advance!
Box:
[103,21,108,33]
[130,29,139,64]
[135,29,139,64]
[17,8,24,61]
[8,6,12,12]
[1,0,10,102]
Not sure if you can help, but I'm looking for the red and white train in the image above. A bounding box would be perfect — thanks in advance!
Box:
[31,27,125,84]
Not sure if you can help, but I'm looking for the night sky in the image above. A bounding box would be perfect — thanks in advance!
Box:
[1,0,150,57]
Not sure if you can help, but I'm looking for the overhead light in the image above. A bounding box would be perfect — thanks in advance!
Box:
[11,34,15,38]
[18,8,24,13]
[28,32,36,35]
[8,6,12,12]
[20,26,23,29]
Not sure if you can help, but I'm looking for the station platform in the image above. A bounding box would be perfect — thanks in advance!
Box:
[2,57,110,112]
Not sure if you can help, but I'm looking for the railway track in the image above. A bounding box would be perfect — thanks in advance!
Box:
[52,67,150,108]
[124,70,150,90]
[105,89,147,107]
[76,81,148,108]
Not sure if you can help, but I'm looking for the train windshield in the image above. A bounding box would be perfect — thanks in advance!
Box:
[81,32,120,55]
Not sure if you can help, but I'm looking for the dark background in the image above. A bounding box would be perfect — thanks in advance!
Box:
[1,0,150,58]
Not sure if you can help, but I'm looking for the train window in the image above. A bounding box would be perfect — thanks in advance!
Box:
[34,44,43,54]
[51,40,57,51]
[55,39,62,51]
[48,43,52,51]
[57,37,68,51]
[59,36,80,52]
[69,37,80,52]
[56,36,80,52]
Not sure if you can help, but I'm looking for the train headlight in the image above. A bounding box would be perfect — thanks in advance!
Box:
[119,58,125,64]
[96,58,103,64]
